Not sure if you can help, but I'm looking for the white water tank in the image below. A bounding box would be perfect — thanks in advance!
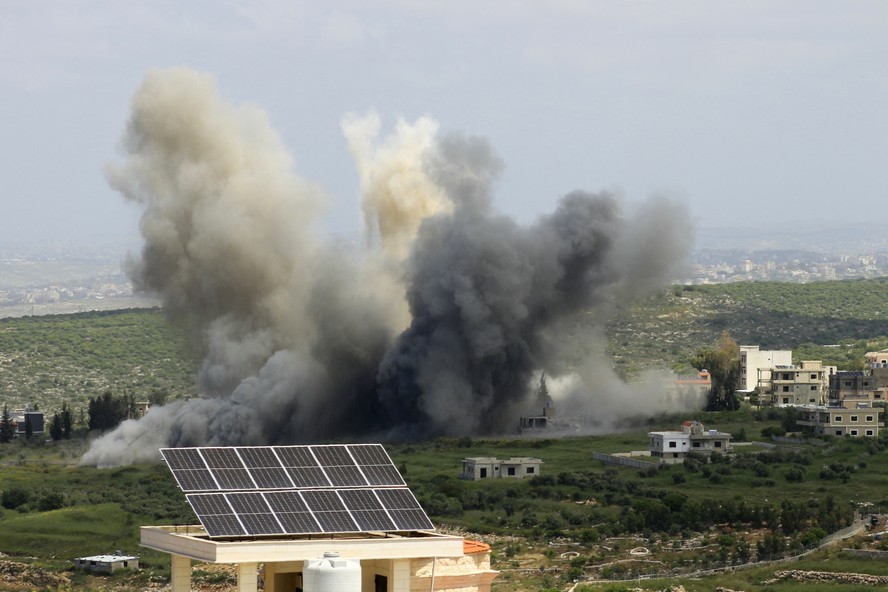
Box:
[303,552,361,592]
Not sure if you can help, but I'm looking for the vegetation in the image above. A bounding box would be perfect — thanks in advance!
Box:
[0,308,198,413]
[2,279,888,588]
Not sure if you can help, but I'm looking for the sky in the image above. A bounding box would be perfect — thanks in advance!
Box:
[1,0,886,245]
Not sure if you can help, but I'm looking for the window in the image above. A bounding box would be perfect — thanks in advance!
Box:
[782,373,790,380]
[715,441,722,448]
[783,398,790,404]
[375,574,388,592]
[669,441,677,448]
[835,416,842,422]
[526,466,535,474]
[836,430,843,436]
[866,430,874,436]
[851,416,858,422]
[811,374,818,379]
[851,430,858,436]
[782,386,790,392]
[811,385,817,390]
[507,467,516,476]
[692,442,701,448]
[867,416,874,422]
[845,381,852,387]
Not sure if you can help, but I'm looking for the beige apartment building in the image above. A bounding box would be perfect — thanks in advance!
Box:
[769,361,831,406]
[795,404,882,437]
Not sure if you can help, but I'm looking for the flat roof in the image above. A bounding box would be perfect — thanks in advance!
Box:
[141,526,465,563]
[76,555,139,562]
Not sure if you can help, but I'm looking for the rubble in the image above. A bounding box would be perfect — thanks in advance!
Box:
[765,569,888,585]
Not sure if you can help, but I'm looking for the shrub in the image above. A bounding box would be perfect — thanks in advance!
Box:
[37,492,65,512]
[1,486,30,510]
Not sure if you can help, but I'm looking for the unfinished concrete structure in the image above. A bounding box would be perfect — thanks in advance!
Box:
[460,457,542,480]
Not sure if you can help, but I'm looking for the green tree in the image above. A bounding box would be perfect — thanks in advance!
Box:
[48,412,63,441]
[87,391,129,432]
[693,330,741,411]
[60,402,73,439]
[0,404,15,443]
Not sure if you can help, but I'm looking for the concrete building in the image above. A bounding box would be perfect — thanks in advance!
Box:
[74,553,139,574]
[795,404,882,437]
[518,403,557,433]
[829,371,878,406]
[648,431,690,462]
[460,457,542,480]
[739,345,792,393]
[649,420,731,463]
[141,527,497,592]
[12,410,44,437]
[769,361,831,406]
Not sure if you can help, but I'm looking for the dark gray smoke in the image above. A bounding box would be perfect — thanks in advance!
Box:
[81,68,694,466]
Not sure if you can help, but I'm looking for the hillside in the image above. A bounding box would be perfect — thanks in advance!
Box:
[3,280,888,412]
[601,279,888,376]
[0,308,199,412]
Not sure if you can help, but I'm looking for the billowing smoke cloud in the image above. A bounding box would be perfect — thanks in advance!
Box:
[82,67,695,467]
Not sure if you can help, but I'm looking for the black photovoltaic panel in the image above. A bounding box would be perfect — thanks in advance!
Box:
[162,448,207,470]
[374,488,435,530]
[161,448,218,492]
[163,444,436,538]
[276,446,332,488]
[312,445,366,487]
[339,489,396,531]
[349,444,405,486]
[186,493,246,537]
[238,448,294,489]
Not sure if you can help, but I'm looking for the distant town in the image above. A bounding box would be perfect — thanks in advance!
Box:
[4,227,888,317]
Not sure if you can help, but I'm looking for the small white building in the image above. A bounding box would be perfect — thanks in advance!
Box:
[648,431,690,462]
[74,553,139,574]
[649,420,732,463]
[460,457,542,480]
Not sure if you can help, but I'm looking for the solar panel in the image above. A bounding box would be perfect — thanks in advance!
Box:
[312,445,366,487]
[348,444,405,486]
[161,449,219,491]
[161,444,436,538]
[339,489,397,531]
[186,493,245,537]
[276,446,332,488]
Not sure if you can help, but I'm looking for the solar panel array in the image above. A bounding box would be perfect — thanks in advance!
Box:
[160,444,434,538]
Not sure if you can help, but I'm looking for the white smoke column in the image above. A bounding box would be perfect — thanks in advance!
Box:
[82,68,400,466]
[341,111,452,260]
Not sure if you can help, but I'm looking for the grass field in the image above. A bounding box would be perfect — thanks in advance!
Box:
[2,413,888,591]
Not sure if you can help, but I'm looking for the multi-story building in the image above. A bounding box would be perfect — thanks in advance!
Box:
[865,349,888,390]
[796,404,882,437]
[829,371,878,406]
[739,345,792,394]
[769,361,830,406]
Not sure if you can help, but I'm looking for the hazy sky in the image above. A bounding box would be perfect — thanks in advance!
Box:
[2,1,886,244]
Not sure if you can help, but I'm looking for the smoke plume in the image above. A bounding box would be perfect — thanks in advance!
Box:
[82,68,695,467]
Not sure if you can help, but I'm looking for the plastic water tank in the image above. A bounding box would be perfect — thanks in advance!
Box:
[303,552,361,592]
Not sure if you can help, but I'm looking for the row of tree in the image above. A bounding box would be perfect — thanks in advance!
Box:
[1,390,155,444]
